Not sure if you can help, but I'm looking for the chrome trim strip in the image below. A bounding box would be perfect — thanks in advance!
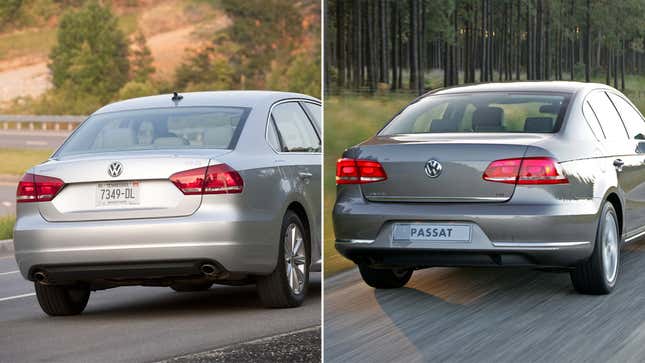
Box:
[336,239,374,244]
[625,230,645,243]
[365,196,508,202]
[492,241,590,248]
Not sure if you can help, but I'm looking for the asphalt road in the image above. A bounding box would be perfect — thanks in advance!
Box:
[325,237,645,363]
[0,130,67,149]
[0,255,321,362]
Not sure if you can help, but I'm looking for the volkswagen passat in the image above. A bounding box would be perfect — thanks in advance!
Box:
[14,91,321,315]
[334,82,645,294]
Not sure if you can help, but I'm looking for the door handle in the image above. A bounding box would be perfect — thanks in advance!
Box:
[298,171,313,179]
[613,159,624,171]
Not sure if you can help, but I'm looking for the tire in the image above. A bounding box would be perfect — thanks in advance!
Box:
[358,264,413,289]
[34,283,90,316]
[570,202,620,294]
[170,281,213,292]
[257,210,310,308]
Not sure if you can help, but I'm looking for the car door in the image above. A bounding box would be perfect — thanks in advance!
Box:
[607,92,645,238]
[587,90,641,236]
[269,100,322,264]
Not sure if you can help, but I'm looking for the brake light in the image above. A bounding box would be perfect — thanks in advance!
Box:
[16,173,65,203]
[170,163,243,195]
[336,158,387,184]
[483,157,568,185]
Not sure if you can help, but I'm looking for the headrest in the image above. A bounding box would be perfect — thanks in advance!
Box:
[430,119,458,132]
[203,126,234,148]
[539,104,559,114]
[94,128,136,149]
[153,137,188,146]
[524,117,553,133]
[472,107,504,131]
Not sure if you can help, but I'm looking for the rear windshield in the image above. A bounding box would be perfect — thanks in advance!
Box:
[55,107,250,157]
[379,93,570,135]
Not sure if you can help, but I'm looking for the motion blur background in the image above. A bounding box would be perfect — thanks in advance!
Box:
[0,0,321,239]
[323,0,645,275]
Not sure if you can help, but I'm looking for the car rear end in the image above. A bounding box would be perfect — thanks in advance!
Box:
[334,90,602,269]
[13,104,277,288]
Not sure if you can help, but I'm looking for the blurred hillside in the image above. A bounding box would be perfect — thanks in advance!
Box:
[0,0,320,114]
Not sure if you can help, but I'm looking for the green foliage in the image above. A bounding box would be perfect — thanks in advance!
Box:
[116,81,158,101]
[0,0,23,26]
[49,1,129,102]
[266,49,321,98]
[174,45,235,91]
[218,0,304,85]
[130,32,155,82]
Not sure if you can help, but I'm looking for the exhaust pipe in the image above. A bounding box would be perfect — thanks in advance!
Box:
[200,264,218,277]
[33,271,48,283]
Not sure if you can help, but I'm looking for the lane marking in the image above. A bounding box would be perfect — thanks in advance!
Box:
[25,140,48,146]
[0,270,19,276]
[0,292,35,302]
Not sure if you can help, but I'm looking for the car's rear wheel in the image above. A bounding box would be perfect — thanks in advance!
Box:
[257,210,309,308]
[358,265,413,289]
[34,283,90,316]
[570,202,620,294]
[170,281,213,292]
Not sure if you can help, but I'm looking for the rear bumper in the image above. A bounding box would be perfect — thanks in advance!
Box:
[13,203,281,280]
[333,197,602,268]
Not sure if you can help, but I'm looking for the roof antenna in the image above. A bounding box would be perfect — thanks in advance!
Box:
[171,92,183,101]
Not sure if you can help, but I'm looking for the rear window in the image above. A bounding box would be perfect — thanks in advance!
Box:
[55,107,250,157]
[379,93,570,135]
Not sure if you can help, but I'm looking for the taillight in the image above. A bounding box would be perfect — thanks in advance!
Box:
[483,157,568,185]
[336,158,387,184]
[16,173,65,203]
[170,163,243,195]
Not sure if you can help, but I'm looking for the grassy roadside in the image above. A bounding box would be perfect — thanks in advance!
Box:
[0,148,53,176]
[323,95,413,275]
[0,215,15,240]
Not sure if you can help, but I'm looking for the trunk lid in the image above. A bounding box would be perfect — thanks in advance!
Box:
[355,134,549,203]
[35,150,230,221]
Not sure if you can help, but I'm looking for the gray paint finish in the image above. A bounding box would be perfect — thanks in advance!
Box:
[13,91,321,285]
[334,82,645,270]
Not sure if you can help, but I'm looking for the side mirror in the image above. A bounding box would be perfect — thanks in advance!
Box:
[637,142,645,154]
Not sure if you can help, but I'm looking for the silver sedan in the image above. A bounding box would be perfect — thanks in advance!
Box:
[334,82,645,294]
[14,91,321,315]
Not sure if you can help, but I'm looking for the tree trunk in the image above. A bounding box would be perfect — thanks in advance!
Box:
[584,0,591,82]
[336,0,345,88]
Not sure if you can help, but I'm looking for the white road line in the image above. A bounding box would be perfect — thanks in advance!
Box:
[0,270,19,276]
[0,293,35,302]
[25,140,48,146]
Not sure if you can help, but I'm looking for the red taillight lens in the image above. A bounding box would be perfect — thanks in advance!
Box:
[482,159,522,184]
[16,173,65,203]
[203,164,244,194]
[336,158,387,184]
[483,157,568,185]
[170,164,243,195]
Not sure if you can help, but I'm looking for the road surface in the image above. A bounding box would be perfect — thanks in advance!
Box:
[0,130,67,149]
[0,255,321,362]
[325,237,645,362]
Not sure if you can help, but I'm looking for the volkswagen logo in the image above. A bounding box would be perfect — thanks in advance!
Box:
[107,161,123,177]
[425,160,442,178]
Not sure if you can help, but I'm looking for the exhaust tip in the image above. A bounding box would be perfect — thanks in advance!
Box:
[200,264,217,276]
[33,271,47,282]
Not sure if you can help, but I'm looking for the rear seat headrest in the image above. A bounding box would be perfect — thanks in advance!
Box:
[472,107,504,131]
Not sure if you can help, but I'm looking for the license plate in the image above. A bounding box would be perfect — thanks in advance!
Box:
[96,181,140,207]
[393,223,472,242]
